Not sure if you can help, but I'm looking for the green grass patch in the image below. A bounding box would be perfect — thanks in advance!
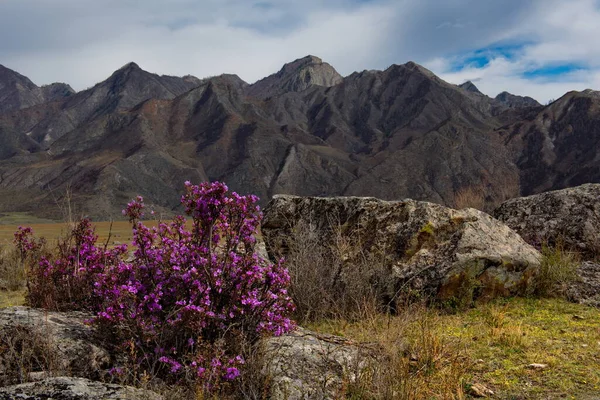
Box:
[309,298,600,399]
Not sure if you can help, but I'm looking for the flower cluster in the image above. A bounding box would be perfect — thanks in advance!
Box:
[17,219,127,310]
[15,181,295,388]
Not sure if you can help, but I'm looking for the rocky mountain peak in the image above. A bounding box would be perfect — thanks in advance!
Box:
[246,55,342,98]
[582,88,600,98]
[279,55,323,73]
[0,64,74,112]
[118,61,142,72]
[495,91,541,108]
[459,80,483,94]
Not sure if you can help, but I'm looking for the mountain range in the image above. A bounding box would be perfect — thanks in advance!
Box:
[0,55,598,220]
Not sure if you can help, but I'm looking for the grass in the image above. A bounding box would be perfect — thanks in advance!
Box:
[0,289,26,308]
[0,214,595,398]
[309,298,600,399]
[0,218,161,247]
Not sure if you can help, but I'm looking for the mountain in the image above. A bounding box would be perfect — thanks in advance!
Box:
[246,55,342,99]
[0,57,596,219]
[0,64,74,113]
[500,89,600,195]
[495,91,541,108]
[0,62,203,159]
[459,80,483,95]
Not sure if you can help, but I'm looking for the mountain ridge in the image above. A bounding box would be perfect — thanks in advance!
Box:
[0,57,596,219]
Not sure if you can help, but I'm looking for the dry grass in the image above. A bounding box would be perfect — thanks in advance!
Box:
[0,246,25,291]
[0,219,145,248]
[453,186,487,211]
[0,323,61,386]
[310,303,469,399]
[283,219,386,323]
[534,244,580,297]
[310,298,600,399]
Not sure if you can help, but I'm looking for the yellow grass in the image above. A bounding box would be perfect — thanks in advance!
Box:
[0,218,160,247]
[0,289,26,308]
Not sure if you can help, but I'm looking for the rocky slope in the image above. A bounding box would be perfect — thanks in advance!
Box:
[499,89,600,195]
[0,58,596,219]
[0,64,74,113]
[246,55,342,99]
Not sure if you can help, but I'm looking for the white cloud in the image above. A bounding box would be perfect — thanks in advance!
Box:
[425,0,600,103]
[1,0,600,103]
[0,0,395,90]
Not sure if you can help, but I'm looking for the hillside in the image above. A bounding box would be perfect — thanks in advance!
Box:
[0,57,596,219]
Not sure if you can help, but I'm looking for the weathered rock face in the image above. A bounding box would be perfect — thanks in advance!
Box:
[494,91,541,108]
[0,307,110,383]
[246,55,343,99]
[493,184,600,257]
[262,195,541,303]
[565,262,600,307]
[0,377,162,400]
[263,327,374,400]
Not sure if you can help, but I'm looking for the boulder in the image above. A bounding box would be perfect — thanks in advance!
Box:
[493,184,600,257]
[0,307,110,384]
[0,306,373,400]
[263,327,375,400]
[564,262,600,306]
[0,377,162,400]
[262,195,540,304]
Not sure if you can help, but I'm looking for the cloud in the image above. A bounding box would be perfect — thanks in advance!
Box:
[0,0,599,102]
[0,0,395,89]
[426,0,600,103]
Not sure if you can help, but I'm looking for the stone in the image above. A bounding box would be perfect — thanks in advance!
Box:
[0,377,162,400]
[527,363,548,370]
[494,184,600,258]
[262,195,541,305]
[0,307,110,383]
[468,382,494,397]
[263,327,375,400]
[565,262,600,306]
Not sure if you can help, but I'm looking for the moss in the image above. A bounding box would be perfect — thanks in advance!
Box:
[438,267,483,312]
[419,221,435,236]
[404,221,436,258]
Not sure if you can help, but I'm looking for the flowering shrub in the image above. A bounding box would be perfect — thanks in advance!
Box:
[16,181,295,389]
[19,220,127,310]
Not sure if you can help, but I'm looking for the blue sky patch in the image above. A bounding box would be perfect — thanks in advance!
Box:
[522,64,587,80]
[449,42,528,72]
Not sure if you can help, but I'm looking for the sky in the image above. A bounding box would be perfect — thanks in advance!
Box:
[1,0,599,104]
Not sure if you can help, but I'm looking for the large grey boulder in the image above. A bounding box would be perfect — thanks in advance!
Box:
[493,184,600,257]
[0,307,110,384]
[262,195,541,304]
[263,327,375,400]
[0,377,162,400]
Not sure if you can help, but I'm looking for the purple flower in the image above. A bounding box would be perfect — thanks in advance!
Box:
[16,180,295,390]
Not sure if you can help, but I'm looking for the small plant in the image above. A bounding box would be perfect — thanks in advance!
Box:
[453,186,486,211]
[534,243,579,297]
[15,181,295,394]
[439,269,482,313]
[0,324,60,386]
[283,219,385,323]
[0,245,26,291]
